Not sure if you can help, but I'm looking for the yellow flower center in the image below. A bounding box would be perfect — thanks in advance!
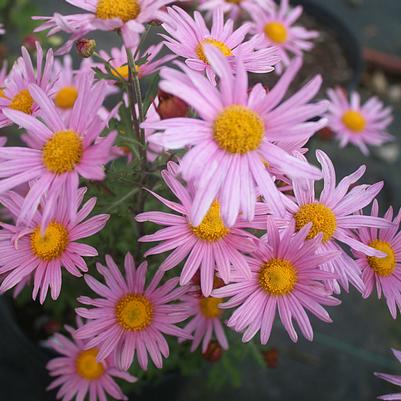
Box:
[54,86,78,110]
[259,258,297,295]
[192,201,229,241]
[213,105,264,154]
[96,0,141,22]
[368,240,396,276]
[111,64,140,80]
[9,89,34,114]
[225,0,242,3]
[341,110,366,133]
[199,296,223,318]
[195,38,233,64]
[42,130,83,174]
[0,88,5,98]
[264,22,288,44]
[115,294,153,331]
[75,348,105,380]
[30,222,69,261]
[294,203,337,242]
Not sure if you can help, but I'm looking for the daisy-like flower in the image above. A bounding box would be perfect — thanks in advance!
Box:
[326,87,393,155]
[283,150,391,293]
[375,349,401,400]
[75,253,191,370]
[0,71,116,226]
[143,48,325,227]
[161,6,280,82]
[136,161,267,296]
[47,318,136,401]
[0,188,109,304]
[353,200,401,318]
[199,0,274,21]
[246,0,318,73]
[213,218,340,343]
[0,42,55,128]
[180,287,228,352]
[34,0,175,54]
[99,44,175,81]
[53,55,93,113]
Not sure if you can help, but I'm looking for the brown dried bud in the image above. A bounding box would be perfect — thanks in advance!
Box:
[262,347,279,368]
[202,340,223,362]
[76,39,96,58]
[23,34,40,52]
[318,127,334,141]
[156,90,189,120]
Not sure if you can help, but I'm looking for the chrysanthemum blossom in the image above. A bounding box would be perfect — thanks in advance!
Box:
[353,200,401,318]
[47,318,136,401]
[326,87,393,155]
[0,42,55,128]
[213,218,340,344]
[75,253,191,370]
[199,0,274,21]
[283,150,391,293]
[0,188,109,304]
[143,48,325,226]
[375,349,401,400]
[0,71,117,226]
[34,0,175,54]
[246,0,318,73]
[136,162,266,296]
[161,6,280,82]
[99,44,175,81]
[180,287,228,352]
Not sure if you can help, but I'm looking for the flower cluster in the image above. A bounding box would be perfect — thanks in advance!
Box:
[0,0,397,400]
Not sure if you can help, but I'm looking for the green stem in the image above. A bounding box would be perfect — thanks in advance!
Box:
[105,188,139,213]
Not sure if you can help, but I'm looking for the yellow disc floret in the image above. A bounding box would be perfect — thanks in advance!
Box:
[259,258,297,295]
[42,130,83,174]
[31,222,69,261]
[192,201,229,241]
[294,203,337,242]
[368,240,396,276]
[115,294,153,331]
[9,89,34,114]
[341,110,366,133]
[195,38,233,64]
[0,88,5,98]
[75,348,105,380]
[96,0,141,22]
[225,0,242,3]
[199,296,223,318]
[55,86,78,110]
[264,22,288,44]
[213,105,265,154]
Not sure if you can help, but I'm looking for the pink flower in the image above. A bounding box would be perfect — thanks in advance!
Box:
[199,0,274,21]
[0,71,117,227]
[375,349,401,400]
[180,289,228,352]
[47,318,136,401]
[327,87,393,155]
[136,162,267,296]
[283,150,391,294]
[34,0,175,54]
[213,218,341,343]
[0,188,109,304]
[75,253,192,370]
[142,48,325,227]
[98,44,176,81]
[246,0,318,73]
[161,6,280,82]
[353,200,401,318]
[0,42,55,128]
[0,23,5,35]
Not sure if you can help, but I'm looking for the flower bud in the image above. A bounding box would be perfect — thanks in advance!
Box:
[156,90,189,120]
[76,39,96,58]
[262,347,279,368]
[202,340,223,362]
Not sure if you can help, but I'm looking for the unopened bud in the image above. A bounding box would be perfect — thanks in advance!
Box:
[76,39,96,58]
[156,90,188,119]
[202,340,223,362]
[262,347,279,368]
